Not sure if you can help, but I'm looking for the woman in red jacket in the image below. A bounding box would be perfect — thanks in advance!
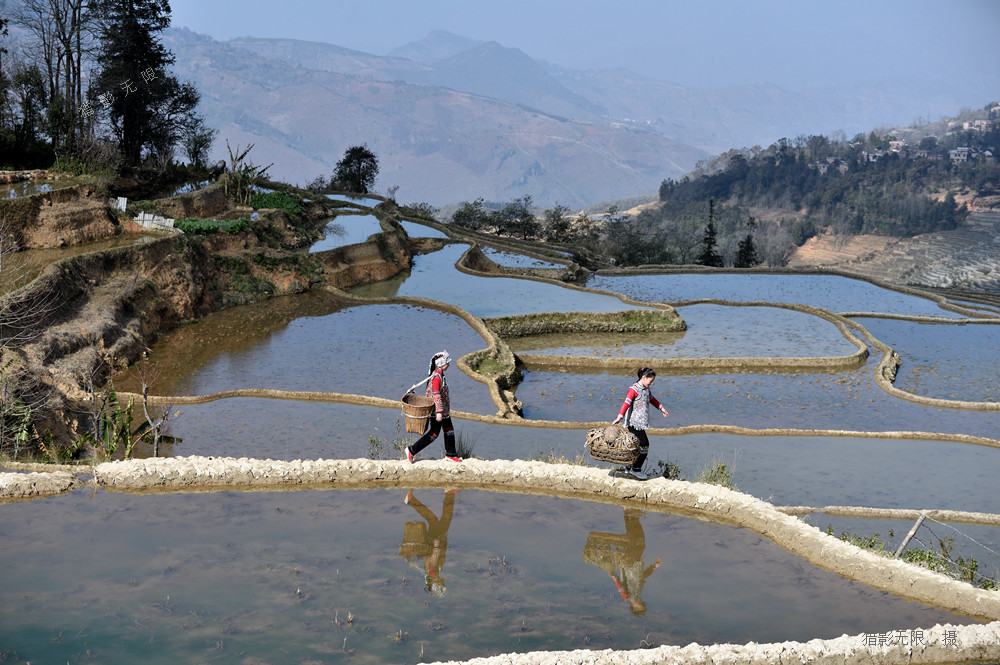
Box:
[612,367,669,479]
[406,350,462,463]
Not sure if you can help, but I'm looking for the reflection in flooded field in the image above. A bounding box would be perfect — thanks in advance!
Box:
[0,488,976,665]
[481,245,566,268]
[860,317,1000,402]
[586,272,969,317]
[309,213,385,252]
[115,292,496,415]
[509,304,858,359]
[399,220,449,238]
[352,244,645,317]
[516,364,1000,438]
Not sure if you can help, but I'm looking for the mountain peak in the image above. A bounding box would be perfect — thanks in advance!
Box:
[388,30,483,63]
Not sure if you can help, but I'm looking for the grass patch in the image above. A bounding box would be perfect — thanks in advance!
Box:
[176,217,249,235]
[695,455,737,489]
[250,191,303,217]
[533,449,589,465]
[826,526,998,590]
[473,356,505,375]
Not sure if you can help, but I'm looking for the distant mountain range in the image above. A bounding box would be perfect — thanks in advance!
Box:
[165,28,983,208]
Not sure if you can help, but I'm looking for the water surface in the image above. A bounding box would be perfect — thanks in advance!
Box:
[0,487,975,665]
[352,244,645,317]
[309,213,385,252]
[115,292,496,415]
[586,273,967,318]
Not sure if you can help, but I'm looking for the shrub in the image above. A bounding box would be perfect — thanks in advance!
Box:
[175,217,249,235]
[249,191,303,217]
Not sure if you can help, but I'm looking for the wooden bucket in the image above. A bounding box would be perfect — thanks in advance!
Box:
[401,394,435,433]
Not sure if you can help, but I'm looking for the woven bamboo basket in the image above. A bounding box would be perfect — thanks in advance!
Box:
[401,394,435,433]
[585,424,640,465]
[399,521,431,558]
[582,531,631,570]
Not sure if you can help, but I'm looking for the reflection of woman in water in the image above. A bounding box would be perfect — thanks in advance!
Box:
[583,508,662,615]
[399,489,457,596]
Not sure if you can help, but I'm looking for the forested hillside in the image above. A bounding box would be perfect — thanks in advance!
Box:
[637,103,1000,266]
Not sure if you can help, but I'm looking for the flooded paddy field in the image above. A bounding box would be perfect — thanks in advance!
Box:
[352,244,645,317]
[859,317,1000,403]
[586,272,970,317]
[515,363,1000,438]
[116,292,496,415]
[0,487,979,665]
[24,231,999,664]
[480,245,567,269]
[511,303,858,359]
[309,213,385,252]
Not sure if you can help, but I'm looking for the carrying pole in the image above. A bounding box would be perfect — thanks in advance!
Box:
[404,374,433,396]
[894,511,928,558]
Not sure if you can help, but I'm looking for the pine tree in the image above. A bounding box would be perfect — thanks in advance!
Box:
[92,0,199,166]
[697,199,724,267]
[735,216,760,268]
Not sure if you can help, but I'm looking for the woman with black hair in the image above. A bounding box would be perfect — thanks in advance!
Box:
[405,350,462,463]
[612,367,669,479]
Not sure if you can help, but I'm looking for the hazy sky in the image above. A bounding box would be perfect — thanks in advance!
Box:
[168,0,1000,94]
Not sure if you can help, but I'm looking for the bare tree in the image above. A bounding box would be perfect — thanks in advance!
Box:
[9,0,95,153]
[133,362,177,457]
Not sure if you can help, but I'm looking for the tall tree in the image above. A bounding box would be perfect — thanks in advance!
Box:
[92,0,198,166]
[696,199,724,267]
[332,144,379,194]
[10,0,93,154]
[734,216,759,268]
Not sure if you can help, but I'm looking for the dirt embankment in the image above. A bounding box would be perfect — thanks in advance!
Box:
[2,184,415,445]
[0,183,117,248]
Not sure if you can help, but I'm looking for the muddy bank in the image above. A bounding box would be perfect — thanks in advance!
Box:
[0,469,80,500]
[0,182,117,248]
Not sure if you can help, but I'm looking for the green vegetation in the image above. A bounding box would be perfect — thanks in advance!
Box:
[826,526,997,591]
[250,191,303,217]
[367,418,410,460]
[696,456,737,489]
[175,217,249,235]
[311,144,380,194]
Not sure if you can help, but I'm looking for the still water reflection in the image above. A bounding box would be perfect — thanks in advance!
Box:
[352,244,646,317]
[0,487,975,665]
[586,273,968,318]
[516,364,1000,438]
[309,213,385,252]
[115,292,496,415]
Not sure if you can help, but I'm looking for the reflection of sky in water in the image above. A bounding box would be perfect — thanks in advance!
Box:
[516,364,1000,439]
[352,244,645,317]
[325,193,383,206]
[1,181,54,198]
[510,304,857,358]
[309,213,384,252]
[860,318,1000,402]
[0,487,973,665]
[399,220,449,238]
[117,296,496,415]
[481,245,566,268]
[586,273,965,318]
